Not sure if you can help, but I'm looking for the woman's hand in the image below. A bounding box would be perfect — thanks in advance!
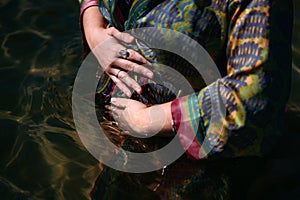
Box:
[108,98,174,137]
[83,7,153,96]
[109,98,149,136]
[92,27,153,96]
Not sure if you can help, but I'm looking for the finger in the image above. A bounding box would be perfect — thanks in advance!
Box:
[108,27,135,43]
[104,105,114,117]
[105,105,113,111]
[113,58,153,79]
[106,101,126,118]
[110,107,131,134]
[108,103,122,116]
[111,107,123,123]
[116,70,142,94]
[110,75,132,97]
[107,67,141,94]
[126,49,151,65]
[111,97,130,108]
[104,110,113,118]
[106,67,122,78]
[121,130,130,135]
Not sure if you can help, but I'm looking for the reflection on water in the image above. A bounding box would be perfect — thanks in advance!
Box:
[0,0,100,199]
[0,0,300,199]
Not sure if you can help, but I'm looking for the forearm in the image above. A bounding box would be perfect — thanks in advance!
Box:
[147,102,173,136]
[79,0,100,55]
[82,6,108,49]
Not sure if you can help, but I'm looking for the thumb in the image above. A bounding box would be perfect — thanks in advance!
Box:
[108,27,135,43]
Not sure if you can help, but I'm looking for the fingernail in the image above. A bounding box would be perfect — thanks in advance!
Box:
[111,98,116,103]
[126,92,131,97]
[128,36,135,43]
[147,72,153,78]
[135,87,141,93]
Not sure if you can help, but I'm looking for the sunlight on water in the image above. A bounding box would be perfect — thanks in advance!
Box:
[0,0,100,199]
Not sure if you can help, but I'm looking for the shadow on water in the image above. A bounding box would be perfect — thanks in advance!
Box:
[0,0,300,199]
[0,0,100,199]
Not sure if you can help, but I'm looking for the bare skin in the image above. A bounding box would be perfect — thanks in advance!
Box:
[83,6,153,96]
[110,98,173,137]
[83,6,173,136]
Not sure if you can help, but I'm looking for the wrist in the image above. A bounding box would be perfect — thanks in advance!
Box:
[85,26,107,49]
[142,102,174,136]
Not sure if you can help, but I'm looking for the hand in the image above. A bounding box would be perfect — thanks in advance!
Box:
[108,98,149,136]
[83,7,153,96]
[87,26,153,96]
[108,98,174,137]
[93,27,154,96]
[90,27,153,96]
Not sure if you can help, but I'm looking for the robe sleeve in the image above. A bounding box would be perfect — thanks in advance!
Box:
[171,0,293,159]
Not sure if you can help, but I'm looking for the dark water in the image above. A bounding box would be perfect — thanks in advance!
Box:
[0,0,100,199]
[0,0,300,199]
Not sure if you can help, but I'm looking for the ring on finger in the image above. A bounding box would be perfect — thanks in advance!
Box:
[119,49,130,59]
[115,70,121,78]
[112,121,119,126]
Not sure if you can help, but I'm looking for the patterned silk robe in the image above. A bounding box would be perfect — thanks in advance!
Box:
[79,0,293,159]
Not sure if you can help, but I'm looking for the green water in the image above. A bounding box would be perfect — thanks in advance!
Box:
[0,0,300,199]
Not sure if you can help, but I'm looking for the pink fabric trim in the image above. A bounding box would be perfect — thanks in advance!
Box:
[80,0,98,16]
[171,98,181,132]
[171,97,203,160]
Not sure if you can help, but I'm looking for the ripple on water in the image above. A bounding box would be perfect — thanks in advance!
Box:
[0,0,100,199]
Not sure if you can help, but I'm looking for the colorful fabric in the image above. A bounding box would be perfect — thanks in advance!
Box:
[79,0,293,159]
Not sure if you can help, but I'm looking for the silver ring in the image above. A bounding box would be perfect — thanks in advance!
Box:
[119,49,130,59]
[115,70,121,78]
[112,121,118,126]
